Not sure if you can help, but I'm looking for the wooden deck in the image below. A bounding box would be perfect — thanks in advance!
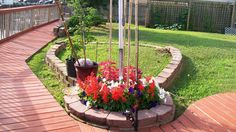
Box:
[0,21,236,132]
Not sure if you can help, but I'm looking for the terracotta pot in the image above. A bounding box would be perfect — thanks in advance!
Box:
[74,62,98,81]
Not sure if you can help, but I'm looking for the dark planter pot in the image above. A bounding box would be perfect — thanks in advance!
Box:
[74,62,98,81]
[66,58,76,78]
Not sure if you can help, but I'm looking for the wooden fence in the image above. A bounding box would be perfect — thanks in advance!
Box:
[189,1,233,33]
[0,5,59,41]
[110,0,236,33]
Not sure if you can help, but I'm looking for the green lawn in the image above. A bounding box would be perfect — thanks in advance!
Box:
[28,24,236,118]
[58,44,171,77]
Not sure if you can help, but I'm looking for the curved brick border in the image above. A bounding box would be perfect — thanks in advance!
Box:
[45,42,182,130]
[64,92,175,130]
[45,42,183,89]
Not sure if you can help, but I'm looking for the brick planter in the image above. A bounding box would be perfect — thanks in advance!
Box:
[46,42,183,130]
[64,93,175,130]
[46,42,183,89]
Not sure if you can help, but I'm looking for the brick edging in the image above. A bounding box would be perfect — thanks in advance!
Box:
[45,42,183,89]
[64,92,175,130]
[45,42,183,130]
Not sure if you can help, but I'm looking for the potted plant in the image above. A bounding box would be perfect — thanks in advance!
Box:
[70,0,99,81]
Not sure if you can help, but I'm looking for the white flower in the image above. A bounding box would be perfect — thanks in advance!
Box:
[102,78,106,83]
[111,81,119,88]
[110,80,114,85]
[140,79,147,87]
[119,76,123,81]
[159,88,167,100]
[153,77,160,88]
[86,101,91,109]
[77,58,93,66]
[149,77,155,83]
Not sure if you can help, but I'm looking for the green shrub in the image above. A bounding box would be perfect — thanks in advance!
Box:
[66,16,79,34]
[85,7,104,27]
[154,23,183,30]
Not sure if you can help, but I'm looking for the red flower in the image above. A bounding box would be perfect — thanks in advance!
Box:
[111,87,124,101]
[148,80,155,95]
[145,76,152,82]
[100,84,110,103]
[78,75,100,101]
[138,82,145,91]
[121,97,127,102]
[123,66,142,82]
[99,61,119,81]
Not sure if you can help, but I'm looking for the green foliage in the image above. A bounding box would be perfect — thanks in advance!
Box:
[66,0,104,34]
[66,0,109,9]
[66,15,79,33]
[66,0,105,59]
[178,9,188,30]
[85,7,104,27]
[149,4,188,30]
[154,23,183,30]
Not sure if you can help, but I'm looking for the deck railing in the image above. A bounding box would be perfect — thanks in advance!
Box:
[0,5,59,41]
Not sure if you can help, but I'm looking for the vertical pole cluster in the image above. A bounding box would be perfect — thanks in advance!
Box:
[123,0,139,131]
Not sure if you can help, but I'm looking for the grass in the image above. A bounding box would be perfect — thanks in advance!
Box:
[93,24,236,117]
[58,44,171,77]
[28,24,236,118]
[27,38,66,107]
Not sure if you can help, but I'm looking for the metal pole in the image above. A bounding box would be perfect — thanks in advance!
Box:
[119,0,124,80]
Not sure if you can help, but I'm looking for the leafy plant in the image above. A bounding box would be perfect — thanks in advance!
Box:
[67,0,100,63]
[154,23,183,30]
[77,61,164,111]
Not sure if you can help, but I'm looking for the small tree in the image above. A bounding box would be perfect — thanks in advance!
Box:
[68,0,97,66]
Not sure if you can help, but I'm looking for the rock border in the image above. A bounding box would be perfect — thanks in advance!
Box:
[45,42,183,89]
[63,92,175,130]
[45,42,182,130]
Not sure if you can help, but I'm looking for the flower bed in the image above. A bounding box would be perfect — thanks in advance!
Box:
[46,42,182,130]
[77,61,165,111]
